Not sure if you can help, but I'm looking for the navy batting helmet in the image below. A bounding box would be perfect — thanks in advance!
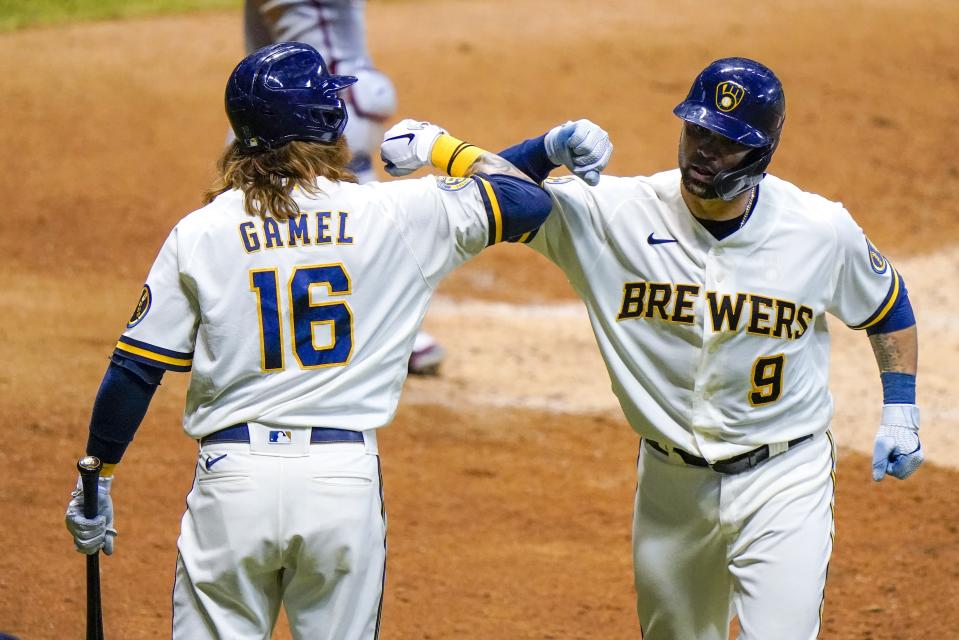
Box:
[674,57,785,200]
[226,42,358,152]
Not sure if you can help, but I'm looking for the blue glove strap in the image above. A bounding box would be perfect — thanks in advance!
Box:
[880,372,916,404]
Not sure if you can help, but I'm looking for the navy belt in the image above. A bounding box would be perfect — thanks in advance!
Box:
[200,423,364,446]
[645,434,814,475]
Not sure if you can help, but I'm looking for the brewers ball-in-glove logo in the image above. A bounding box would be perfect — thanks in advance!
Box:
[865,238,888,275]
[436,176,472,192]
[127,284,152,327]
[715,81,746,112]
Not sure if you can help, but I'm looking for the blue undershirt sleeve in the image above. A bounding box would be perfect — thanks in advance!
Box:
[866,273,916,335]
[498,135,558,184]
[85,355,165,464]
[476,173,552,242]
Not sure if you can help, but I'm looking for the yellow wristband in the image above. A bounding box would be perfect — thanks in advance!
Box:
[100,463,117,477]
[430,134,487,177]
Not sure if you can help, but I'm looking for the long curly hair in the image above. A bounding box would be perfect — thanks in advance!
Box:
[203,138,358,219]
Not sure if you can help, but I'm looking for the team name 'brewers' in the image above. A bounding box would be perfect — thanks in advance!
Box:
[617,280,813,340]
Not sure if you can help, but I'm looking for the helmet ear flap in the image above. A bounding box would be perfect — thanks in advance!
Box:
[310,104,347,131]
[713,145,775,200]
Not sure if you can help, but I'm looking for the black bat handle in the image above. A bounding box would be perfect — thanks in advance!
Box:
[77,456,102,519]
[77,456,104,640]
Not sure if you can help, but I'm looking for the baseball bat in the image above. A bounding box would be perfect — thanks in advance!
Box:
[77,456,105,640]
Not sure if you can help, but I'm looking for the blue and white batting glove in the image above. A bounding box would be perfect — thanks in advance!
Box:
[544,119,613,186]
[872,404,924,481]
[380,118,446,177]
[65,475,116,555]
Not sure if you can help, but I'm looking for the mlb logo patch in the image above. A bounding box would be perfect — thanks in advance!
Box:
[269,430,293,444]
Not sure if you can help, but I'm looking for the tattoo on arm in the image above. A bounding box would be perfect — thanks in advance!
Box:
[465,153,535,183]
[868,325,918,374]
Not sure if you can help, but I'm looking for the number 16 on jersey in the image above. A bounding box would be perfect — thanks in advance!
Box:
[249,263,354,371]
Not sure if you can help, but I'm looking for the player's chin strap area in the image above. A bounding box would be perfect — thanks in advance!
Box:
[644,434,814,475]
[713,144,776,201]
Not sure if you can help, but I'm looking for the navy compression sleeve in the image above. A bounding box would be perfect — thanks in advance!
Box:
[472,173,552,242]
[85,355,165,464]
[498,135,558,184]
[867,273,916,335]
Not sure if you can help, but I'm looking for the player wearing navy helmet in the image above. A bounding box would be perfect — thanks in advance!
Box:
[673,57,785,201]
[242,0,447,375]
[494,57,921,638]
[64,42,551,638]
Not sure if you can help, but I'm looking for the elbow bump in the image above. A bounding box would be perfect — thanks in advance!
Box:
[487,175,553,236]
[504,187,552,236]
[530,187,553,222]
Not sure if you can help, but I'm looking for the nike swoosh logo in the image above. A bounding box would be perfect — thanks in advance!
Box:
[647,233,678,245]
[205,454,227,471]
[383,133,415,145]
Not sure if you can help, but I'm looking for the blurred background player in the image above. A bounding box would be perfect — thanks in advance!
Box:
[243,0,445,374]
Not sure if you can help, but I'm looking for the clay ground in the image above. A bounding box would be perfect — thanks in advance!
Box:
[2,0,958,637]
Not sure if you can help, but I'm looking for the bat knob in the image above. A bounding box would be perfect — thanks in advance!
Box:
[77,456,102,475]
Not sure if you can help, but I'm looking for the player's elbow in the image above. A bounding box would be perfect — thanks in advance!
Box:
[525,184,554,227]
[489,174,553,238]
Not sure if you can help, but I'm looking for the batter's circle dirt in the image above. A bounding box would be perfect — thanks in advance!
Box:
[2,1,958,637]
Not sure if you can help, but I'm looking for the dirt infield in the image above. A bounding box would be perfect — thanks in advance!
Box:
[2,0,958,637]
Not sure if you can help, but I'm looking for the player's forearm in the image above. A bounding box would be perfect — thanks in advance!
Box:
[870,325,918,407]
[869,325,917,375]
[498,135,557,183]
[429,133,535,183]
[466,152,537,183]
[85,358,164,474]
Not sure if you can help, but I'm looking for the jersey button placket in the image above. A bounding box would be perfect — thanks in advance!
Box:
[690,297,710,434]
[692,249,726,448]
[711,246,726,283]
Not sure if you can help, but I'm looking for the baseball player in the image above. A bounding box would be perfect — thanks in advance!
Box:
[243,0,445,375]
[492,58,921,638]
[64,42,551,639]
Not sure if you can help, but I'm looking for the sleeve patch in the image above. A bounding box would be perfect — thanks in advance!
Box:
[866,237,888,275]
[435,176,473,192]
[126,285,152,328]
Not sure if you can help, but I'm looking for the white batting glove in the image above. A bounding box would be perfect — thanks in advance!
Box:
[65,475,116,555]
[544,119,613,186]
[872,404,924,481]
[380,118,446,177]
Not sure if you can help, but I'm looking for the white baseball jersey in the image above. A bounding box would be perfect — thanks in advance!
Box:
[115,175,503,438]
[527,170,900,462]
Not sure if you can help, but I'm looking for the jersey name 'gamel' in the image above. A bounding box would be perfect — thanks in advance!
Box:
[238,210,355,252]
[617,280,814,341]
